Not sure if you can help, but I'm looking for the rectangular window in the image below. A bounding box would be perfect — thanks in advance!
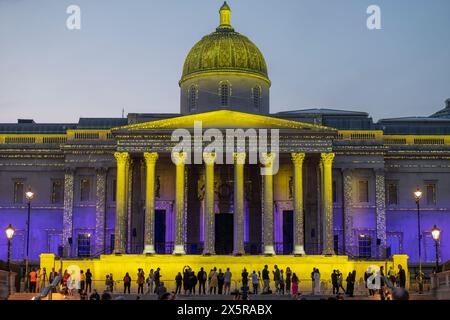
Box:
[358,180,369,203]
[358,235,372,258]
[109,234,115,254]
[13,181,24,204]
[51,180,64,204]
[332,180,337,203]
[80,178,91,202]
[426,183,436,206]
[386,182,398,205]
[77,233,91,257]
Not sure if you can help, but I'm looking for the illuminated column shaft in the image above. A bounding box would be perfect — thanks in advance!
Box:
[95,168,107,253]
[321,153,335,255]
[114,152,130,254]
[203,152,216,255]
[292,153,306,255]
[343,169,355,256]
[262,153,275,256]
[63,168,75,254]
[173,152,187,255]
[143,152,159,254]
[233,153,246,256]
[375,169,387,259]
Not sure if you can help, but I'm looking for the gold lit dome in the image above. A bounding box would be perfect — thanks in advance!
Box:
[180,2,269,85]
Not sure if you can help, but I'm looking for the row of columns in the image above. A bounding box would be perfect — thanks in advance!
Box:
[113,151,336,256]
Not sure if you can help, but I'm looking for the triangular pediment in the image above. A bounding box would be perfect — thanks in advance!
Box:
[114,110,335,131]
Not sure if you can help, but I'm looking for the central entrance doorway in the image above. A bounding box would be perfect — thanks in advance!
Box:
[155,210,166,254]
[215,213,233,255]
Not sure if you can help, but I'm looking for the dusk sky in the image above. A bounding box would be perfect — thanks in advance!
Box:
[0,0,449,123]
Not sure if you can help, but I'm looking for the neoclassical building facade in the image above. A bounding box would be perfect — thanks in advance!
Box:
[1,3,449,265]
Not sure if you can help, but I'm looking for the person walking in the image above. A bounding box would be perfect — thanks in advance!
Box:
[217,269,225,294]
[279,269,285,295]
[223,268,232,295]
[79,270,86,293]
[198,267,207,295]
[397,264,406,289]
[272,265,280,294]
[137,269,145,295]
[123,273,131,294]
[388,266,396,288]
[313,268,321,295]
[209,267,218,295]
[190,270,197,295]
[291,273,299,298]
[346,272,354,297]
[175,272,182,294]
[183,267,191,295]
[337,270,345,294]
[85,269,92,293]
[331,270,338,294]
[29,268,37,293]
[146,269,154,294]
[251,271,259,294]
[285,267,292,295]
[154,268,161,293]
[262,265,270,293]
[242,268,249,288]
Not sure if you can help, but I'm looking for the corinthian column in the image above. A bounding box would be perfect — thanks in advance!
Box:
[375,169,387,259]
[233,152,246,256]
[143,152,159,254]
[203,152,216,255]
[173,152,187,255]
[291,153,306,255]
[95,168,107,254]
[261,153,276,256]
[321,153,335,255]
[63,168,75,256]
[114,152,130,254]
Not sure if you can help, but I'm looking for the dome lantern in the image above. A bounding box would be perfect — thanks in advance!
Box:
[218,2,233,31]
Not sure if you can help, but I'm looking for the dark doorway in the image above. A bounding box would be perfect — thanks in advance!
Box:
[155,210,166,254]
[215,213,233,255]
[283,211,294,254]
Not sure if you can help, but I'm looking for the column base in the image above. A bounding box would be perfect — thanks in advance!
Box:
[263,245,276,256]
[233,251,244,256]
[143,245,156,255]
[293,245,306,256]
[172,245,186,255]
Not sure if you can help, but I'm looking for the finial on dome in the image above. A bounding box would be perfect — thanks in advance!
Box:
[218,2,234,31]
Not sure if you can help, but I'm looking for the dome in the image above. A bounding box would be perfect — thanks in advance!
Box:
[180,2,269,85]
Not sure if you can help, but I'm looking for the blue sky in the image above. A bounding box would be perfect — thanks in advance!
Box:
[0,0,449,123]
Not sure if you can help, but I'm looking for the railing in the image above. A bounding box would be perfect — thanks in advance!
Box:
[384,135,450,146]
[337,131,384,141]
[0,134,67,145]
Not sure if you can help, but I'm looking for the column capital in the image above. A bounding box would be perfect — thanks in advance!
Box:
[233,152,246,165]
[320,153,335,165]
[114,152,130,164]
[172,152,187,166]
[291,153,306,165]
[203,152,217,165]
[144,152,159,164]
[261,152,276,167]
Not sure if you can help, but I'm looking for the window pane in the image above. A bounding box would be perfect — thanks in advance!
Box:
[14,182,24,204]
[358,180,369,203]
[426,184,436,205]
[80,178,91,201]
[358,237,372,258]
[77,233,91,257]
[52,180,63,204]
[387,183,398,205]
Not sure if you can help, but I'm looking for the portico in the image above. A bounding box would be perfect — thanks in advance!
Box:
[111,110,337,256]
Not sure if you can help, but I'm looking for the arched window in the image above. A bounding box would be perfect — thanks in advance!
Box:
[252,86,261,110]
[219,81,230,106]
[188,85,198,111]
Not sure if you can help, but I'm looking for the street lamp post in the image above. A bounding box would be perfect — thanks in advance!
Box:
[5,224,15,298]
[431,225,441,273]
[24,188,34,293]
[414,187,423,294]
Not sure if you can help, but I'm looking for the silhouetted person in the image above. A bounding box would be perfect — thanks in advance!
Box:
[198,267,207,295]
[175,272,182,294]
[123,273,131,294]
